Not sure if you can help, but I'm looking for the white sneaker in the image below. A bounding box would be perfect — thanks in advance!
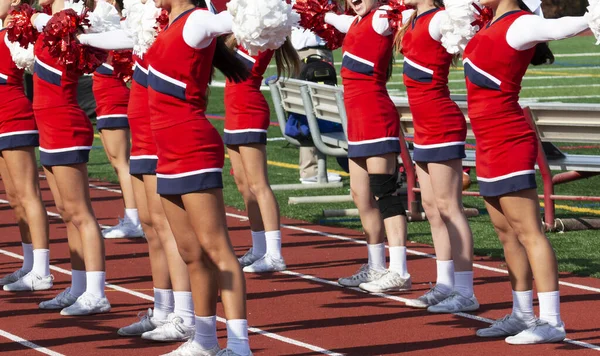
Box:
[216,349,253,356]
[118,308,167,336]
[405,284,452,309]
[476,314,530,338]
[0,268,28,286]
[3,271,53,291]
[505,320,566,345]
[358,270,412,293]
[427,292,480,313]
[102,218,144,239]
[60,292,111,316]
[299,172,342,184]
[141,313,194,342]
[39,288,79,310]
[238,249,262,268]
[162,338,221,356]
[242,254,286,273]
[338,264,386,287]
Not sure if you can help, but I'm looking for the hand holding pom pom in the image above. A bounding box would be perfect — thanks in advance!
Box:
[6,4,39,49]
[111,50,134,82]
[229,0,299,55]
[440,0,480,54]
[471,1,493,32]
[292,0,345,50]
[383,0,412,32]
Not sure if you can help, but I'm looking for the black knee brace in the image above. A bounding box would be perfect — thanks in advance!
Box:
[369,173,406,219]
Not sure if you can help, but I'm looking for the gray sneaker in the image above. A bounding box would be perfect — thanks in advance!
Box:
[0,269,28,286]
[358,270,412,293]
[3,271,53,291]
[39,288,79,310]
[242,254,286,273]
[505,319,566,345]
[405,284,451,309]
[215,349,253,356]
[427,292,480,313]
[238,248,262,268]
[338,264,387,287]
[118,308,167,336]
[476,314,530,338]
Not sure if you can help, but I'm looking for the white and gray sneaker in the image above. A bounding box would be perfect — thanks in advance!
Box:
[0,269,28,286]
[242,254,286,273]
[161,338,221,356]
[476,314,530,338]
[238,249,262,268]
[102,218,144,239]
[141,313,194,342]
[216,349,253,356]
[118,308,167,336]
[39,287,79,310]
[505,319,566,345]
[405,284,451,309]
[60,292,111,316]
[338,264,386,288]
[358,270,412,293]
[427,292,480,313]
[3,271,53,291]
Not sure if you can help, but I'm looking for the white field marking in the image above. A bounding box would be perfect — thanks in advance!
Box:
[387,75,599,86]
[554,53,600,58]
[395,84,600,94]
[267,137,287,141]
[0,249,340,355]
[0,329,65,356]
[529,95,600,101]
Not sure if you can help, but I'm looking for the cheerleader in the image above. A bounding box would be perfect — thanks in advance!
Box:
[79,0,195,341]
[225,39,299,273]
[27,0,110,315]
[394,0,477,313]
[315,0,412,292]
[92,0,143,239]
[0,0,51,292]
[461,0,591,344]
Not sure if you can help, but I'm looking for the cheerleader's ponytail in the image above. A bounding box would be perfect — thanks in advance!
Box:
[517,0,554,65]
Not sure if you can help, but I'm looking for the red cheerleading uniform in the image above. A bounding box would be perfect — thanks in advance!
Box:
[33,34,94,166]
[401,8,466,162]
[341,10,400,158]
[0,29,38,151]
[92,53,130,131]
[128,54,158,175]
[463,10,537,197]
[146,8,223,195]
[223,45,273,145]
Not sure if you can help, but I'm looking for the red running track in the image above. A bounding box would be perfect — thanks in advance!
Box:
[1,176,599,355]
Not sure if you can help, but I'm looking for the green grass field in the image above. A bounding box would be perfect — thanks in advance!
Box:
[88,36,600,278]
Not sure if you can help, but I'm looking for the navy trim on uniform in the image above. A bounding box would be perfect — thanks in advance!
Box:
[0,133,39,151]
[479,173,537,197]
[164,8,196,31]
[130,158,157,175]
[223,131,267,146]
[403,60,433,83]
[0,73,7,85]
[133,66,148,87]
[34,60,61,86]
[412,7,440,28]
[148,70,186,101]
[464,61,501,91]
[40,149,90,167]
[487,10,522,28]
[413,144,466,163]
[348,139,400,158]
[96,116,129,130]
[157,171,223,195]
[235,51,255,70]
[342,54,374,76]
[95,63,114,76]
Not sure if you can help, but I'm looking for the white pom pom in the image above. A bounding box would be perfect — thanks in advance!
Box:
[440,0,479,55]
[86,0,122,33]
[123,0,162,57]
[588,0,600,45]
[228,0,299,55]
[4,36,34,73]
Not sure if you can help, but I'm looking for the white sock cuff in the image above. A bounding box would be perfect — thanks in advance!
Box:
[226,319,249,340]
[251,230,265,237]
[265,230,281,239]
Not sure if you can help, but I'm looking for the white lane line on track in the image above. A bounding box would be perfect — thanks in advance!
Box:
[0,329,65,356]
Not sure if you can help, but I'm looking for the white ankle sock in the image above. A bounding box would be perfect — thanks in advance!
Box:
[454,271,474,298]
[193,315,218,350]
[250,230,266,257]
[153,288,174,321]
[125,209,140,226]
[265,230,282,259]
[226,319,250,356]
[22,243,33,272]
[173,291,195,327]
[367,243,386,271]
[71,269,86,297]
[86,271,106,298]
[388,246,409,277]
[435,260,454,294]
[32,249,50,277]
[512,290,536,325]
[538,291,562,327]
